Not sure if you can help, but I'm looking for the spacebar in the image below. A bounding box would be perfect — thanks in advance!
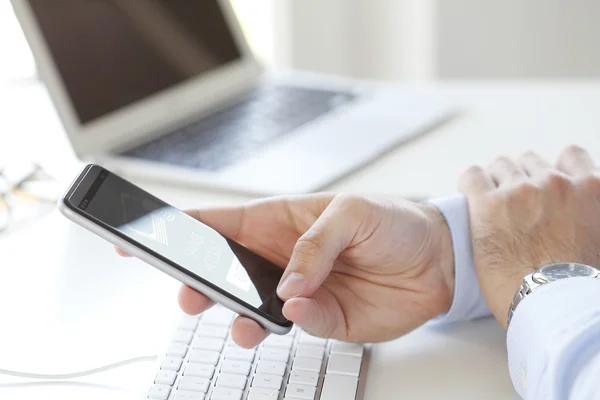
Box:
[319,374,358,400]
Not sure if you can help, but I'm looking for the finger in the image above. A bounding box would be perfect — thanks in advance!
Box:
[178,285,215,315]
[186,194,335,244]
[556,145,596,177]
[283,297,341,339]
[276,195,360,300]
[518,151,552,179]
[458,165,495,195]
[487,157,527,186]
[230,316,269,348]
[115,247,131,257]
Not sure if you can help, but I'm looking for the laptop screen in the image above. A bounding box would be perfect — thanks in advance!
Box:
[29,0,242,125]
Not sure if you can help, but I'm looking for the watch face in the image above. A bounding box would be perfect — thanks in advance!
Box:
[540,263,597,281]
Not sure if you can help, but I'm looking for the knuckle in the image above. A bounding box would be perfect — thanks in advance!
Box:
[332,194,370,217]
[563,144,586,155]
[497,156,512,163]
[294,230,325,256]
[544,172,572,191]
[462,165,485,177]
[491,156,512,167]
[518,150,537,161]
[334,193,364,208]
[559,144,586,161]
[460,165,486,187]
[578,174,600,193]
[510,181,540,199]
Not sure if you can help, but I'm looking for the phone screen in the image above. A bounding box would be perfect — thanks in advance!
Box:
[65,165,289,326]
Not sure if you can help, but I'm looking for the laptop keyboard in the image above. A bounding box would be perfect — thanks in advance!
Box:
[147,306,367,400]
[122,85,356,171]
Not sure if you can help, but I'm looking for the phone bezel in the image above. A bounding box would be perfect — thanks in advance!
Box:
[60,164,292,333]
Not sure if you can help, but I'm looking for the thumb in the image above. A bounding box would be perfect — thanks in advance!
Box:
[276,196,362,300]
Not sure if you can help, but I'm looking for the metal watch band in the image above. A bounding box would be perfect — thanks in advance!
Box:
[507,278,531,328]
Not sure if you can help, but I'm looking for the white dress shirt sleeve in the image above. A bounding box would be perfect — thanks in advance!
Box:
[427,194,491,323]
[507,278,600,399]
[428,195,600,398]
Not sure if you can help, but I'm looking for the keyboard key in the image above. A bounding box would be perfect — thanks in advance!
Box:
[260,347,289,363]
[330,341,364,357]
[161,357,183,371]
[221,360,252,376]
[256,360,286,376]
[193,338,225,352]
[178,317,199,331]
[252,374,283,390]
[216,372,247,389]
[292,357,322,372]
[227,342,246,349]
[264,335,293,350]
[225,347,255,362]
[173,330,194,344]
[196,325,229,339]
[248,388,280,400]
[189,350,221,365]
[148,384,171,399]
[326,354,362,377]
[285,383,316,400]
[299,333,327,348]
[173,390,205,400]
[155,369,177,386]
[166,343,188,358]
[184,363,215,379]
[210,387,243,400]
[320,374,358,400]
[288,370,319,387]
[178,376,210,393]
[295,344,324,360]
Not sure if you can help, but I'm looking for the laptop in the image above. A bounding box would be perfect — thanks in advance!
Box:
[12,0,455,195]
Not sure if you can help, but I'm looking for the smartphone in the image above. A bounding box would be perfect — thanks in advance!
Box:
[59,164,292,334]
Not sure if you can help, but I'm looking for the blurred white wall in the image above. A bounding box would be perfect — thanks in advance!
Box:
[281,0,600,81]
[3,0,600,84]
[282,0,435,81]
[437,0,600,79]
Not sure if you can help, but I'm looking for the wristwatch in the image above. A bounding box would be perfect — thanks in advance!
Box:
[507,262,600,327]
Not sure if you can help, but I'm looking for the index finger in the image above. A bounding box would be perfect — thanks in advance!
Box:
[178,285,215,315]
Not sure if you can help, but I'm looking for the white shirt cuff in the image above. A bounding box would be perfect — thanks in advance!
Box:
[427,194,491,323]
[507,278,600,399]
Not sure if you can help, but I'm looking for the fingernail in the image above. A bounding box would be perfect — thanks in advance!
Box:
[277,272,307,299]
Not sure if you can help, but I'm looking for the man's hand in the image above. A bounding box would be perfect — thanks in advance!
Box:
[459,146,600,328]
[119,193,454,348]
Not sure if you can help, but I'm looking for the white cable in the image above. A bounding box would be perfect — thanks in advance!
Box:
[0,355,157,380]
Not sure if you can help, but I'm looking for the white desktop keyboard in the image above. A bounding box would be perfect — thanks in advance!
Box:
[146,306,368,400]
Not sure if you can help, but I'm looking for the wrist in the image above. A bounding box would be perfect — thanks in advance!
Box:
[421,204,455,313]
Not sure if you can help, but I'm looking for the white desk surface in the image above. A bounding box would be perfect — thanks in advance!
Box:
[0,80,599,400]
